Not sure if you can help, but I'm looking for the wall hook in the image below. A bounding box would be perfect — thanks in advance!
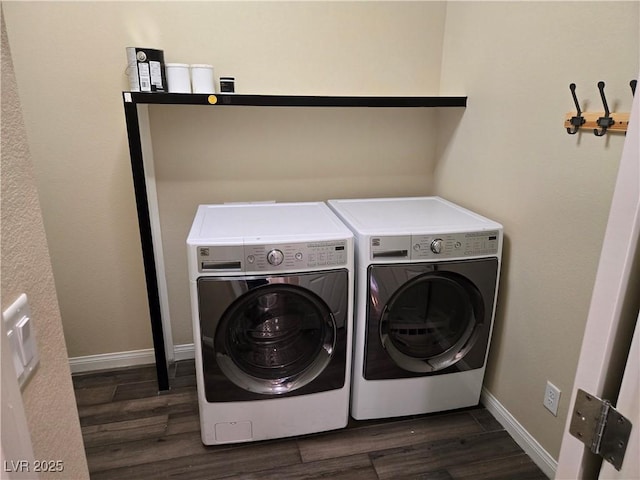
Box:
[566,83,585,135]
[594,81,614,137]
[564,81,631,135]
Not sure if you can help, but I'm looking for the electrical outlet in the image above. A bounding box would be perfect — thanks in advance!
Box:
[543,381,561,416]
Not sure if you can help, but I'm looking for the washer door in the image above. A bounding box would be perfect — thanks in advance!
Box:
[366,259,498,379]
[215,283,335,394]
[197,269,349,401]
[380,271,483,373]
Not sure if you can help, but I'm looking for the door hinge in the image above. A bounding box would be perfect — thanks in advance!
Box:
[569,389,632,471]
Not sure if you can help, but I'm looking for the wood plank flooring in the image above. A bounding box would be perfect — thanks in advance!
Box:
[73,361,548,479]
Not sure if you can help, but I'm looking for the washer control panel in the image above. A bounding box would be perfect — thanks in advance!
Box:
[411,230,500,259]
[198,240,348,272]
[246,241,348,271]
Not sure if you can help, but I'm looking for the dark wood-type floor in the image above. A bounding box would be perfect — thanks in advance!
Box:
[73,361,548,480]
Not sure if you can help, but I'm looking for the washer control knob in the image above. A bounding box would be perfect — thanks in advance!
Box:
[430,239,444,254]
[267,249,284,266]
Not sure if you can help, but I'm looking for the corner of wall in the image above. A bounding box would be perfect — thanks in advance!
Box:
[1,8,90,479]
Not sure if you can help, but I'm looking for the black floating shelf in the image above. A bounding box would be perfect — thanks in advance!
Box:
[123,92,467,108]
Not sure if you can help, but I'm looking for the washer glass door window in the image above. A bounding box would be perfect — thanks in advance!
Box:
[197,269,349,402]
[217,283,335,394]
[366,259,498,380]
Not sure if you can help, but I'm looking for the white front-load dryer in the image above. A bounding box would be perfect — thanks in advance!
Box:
[327,196,503,420]
[187,202,353,445]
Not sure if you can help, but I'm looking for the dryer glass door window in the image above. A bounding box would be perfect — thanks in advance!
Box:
[215,283,336,395]
[379,271,484,373]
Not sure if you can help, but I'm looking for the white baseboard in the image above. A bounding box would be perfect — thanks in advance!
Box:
[481,387,557,479]
[69,344,195,374]
[173,343,195,361]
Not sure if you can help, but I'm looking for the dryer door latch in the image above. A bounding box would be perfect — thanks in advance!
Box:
[569,389,632,471]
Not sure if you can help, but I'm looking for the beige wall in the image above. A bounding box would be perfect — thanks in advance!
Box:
[3,1,446,356]
[2,0,638,467]
[436,1,639,459]
[151,105,441,344]
[1,10,89,480]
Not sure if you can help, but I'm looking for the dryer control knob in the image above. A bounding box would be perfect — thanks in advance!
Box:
[267,249,284,266]
[430,239,443,254]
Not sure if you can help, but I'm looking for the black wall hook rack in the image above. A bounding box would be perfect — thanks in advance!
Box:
[564,80,634,135]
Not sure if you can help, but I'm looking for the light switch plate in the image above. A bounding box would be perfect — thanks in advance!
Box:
[7,328,25,378]
[16,315,35,365]
[3,294,39,388]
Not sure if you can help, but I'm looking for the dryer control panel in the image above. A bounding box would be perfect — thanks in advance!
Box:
[370,231,500,261]
[198,240,348,272]
[411,230,500,259]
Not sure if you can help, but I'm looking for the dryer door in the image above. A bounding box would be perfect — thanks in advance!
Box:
[198,269,348,400]
[366,258,498,379]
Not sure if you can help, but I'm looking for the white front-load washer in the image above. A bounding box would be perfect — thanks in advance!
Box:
[327,196,503,420]
[187,202,354,444]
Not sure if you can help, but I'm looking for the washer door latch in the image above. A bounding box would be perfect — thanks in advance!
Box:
[569,389,632,471]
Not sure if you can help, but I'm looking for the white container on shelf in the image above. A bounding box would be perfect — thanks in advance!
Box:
[190,64,215,93]
[165,63,191,93]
